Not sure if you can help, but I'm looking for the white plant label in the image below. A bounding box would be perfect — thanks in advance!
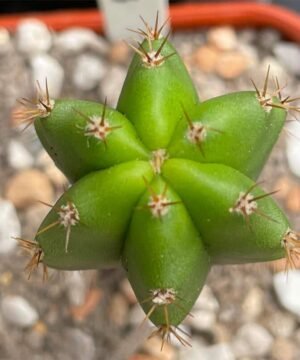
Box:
[98,0,169,41]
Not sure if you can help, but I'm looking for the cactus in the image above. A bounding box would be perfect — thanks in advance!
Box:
[16,16,300,347]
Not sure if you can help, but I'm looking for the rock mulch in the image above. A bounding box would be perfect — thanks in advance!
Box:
[0,19,300,360]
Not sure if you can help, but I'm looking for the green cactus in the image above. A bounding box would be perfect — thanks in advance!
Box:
[16,16,300,347]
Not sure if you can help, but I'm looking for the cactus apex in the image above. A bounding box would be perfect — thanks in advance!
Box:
[139,178,181,219]
[15,237,48,281]
[14,79,54,130]
[251,66,300,114]
[150,149,168,174]
[281,229,300,272]
[128,11,169,42]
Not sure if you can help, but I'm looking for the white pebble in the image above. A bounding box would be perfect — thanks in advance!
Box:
[274,42,300,76]
[99,66,127,107]
[8,140,34,170]
[73,54,106,91]
[194,285,220,312]
[0,200,21,254]
[31,54,64,98]
[55,28,108,54]
[232,322,273,357]
[286,121,300,178]
[16,19,52,55]
[186,309,216,331]
[1,296,38,327]
[0,27,12,54]
[207,26,238,51]
[180,342,235,360]
[273,270,300,316]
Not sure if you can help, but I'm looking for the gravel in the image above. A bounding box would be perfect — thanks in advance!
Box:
[1,19,300,360]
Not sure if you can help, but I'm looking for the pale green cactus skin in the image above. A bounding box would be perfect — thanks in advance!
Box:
[17,18,299,343]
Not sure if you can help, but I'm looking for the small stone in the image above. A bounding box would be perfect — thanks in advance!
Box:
[238,28,257,44]
[129,355,159,360]
[286,121,300,178]
[0,199,21,254]
[274,42,300,76]
[260,56,289,85]
[179,342,235,360]
[120,278,137,304]
[193,45,219,73]
[273,270,300,316]
[286,184,300,212]
[129,304,147,326]
[5,169,54,209]
[216,51,249,79]
[99,66,127,107]
[1,295,38,327]
[16,19,52,55]
[0,27,12,54]
[232,323,273,357]
[258,28,281,51]
[274,176,293,200]
[8,140,34,170]
[109,41,130,64]
[55,28,108,55]
[194,285,219,312]
[242,287,264,320]
[207,26,238,51]
[65,271,87,307]
[36,150,67,188]
[271,337,297,360]
[66,328,96,360]
[30,54,64,98]
[108,293,129,327]
[267,312,296,338]
[186,309,216,332]
[73,54,106,91]
[143,335,176,360]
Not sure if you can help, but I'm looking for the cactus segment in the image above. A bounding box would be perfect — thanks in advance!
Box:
[168,91,286,179]
[117,36,199,150]
[36,161,153,270]
[34,99,150,182]
[123,176,210,327]
[162,159,289,264]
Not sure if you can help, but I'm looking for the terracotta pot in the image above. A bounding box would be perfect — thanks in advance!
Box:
[0,2,300,42]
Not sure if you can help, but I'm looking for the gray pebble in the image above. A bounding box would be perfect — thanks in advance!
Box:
[274,42,300,76]
[30,54,64,98]
[0,199,21,254]
[73,54,106,91]
[273,271,300,316]
[1,296,39,327]
[7,140,34,170]
[16,19,52,55]
[232,322,273,357]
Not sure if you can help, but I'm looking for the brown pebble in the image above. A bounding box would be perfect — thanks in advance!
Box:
[5,169,54,209]
[143,335,176,360]
[108,293,129,327]
[207,26,238,51]
[273,176,292,200]
[109,41,130,64]
[216,51,249,79]
[271,337,297,360]
[286,184,300,212]
[193,45,219,73]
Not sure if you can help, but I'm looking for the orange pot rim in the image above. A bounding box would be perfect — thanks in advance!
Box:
[0,2,300,42]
